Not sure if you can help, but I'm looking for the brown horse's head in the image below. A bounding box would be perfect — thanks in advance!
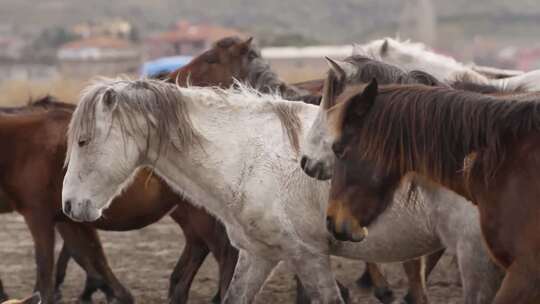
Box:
[302,59,405,242]
[327,150,402,242]
[168,36,258,87]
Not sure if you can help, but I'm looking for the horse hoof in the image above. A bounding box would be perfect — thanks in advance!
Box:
[402,293,413,304]
[108,295,135,304]
[53,291,63,303]
[374,287,395,304]
[400,293,428,304]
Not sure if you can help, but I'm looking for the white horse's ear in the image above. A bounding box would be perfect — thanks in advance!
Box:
[102,89,117,110]
[381,39,389,56]
[325,57,356,79]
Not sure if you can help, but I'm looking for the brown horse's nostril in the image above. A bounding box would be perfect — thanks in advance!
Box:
[63,200,72,215]
[332,142,345,159]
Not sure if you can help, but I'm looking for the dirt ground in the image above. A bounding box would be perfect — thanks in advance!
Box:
[0,213,465,303]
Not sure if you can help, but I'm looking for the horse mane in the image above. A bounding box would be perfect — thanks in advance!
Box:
[353,84,540,184]
[246,56,313,101]
[354,37,465,70]
[67,78,203,166]
[271,102,302,153]
[324,55,447,108]
[68,78,307,164]
[0,95,74,114]
[353,38,489,84]
[29,95,74,109]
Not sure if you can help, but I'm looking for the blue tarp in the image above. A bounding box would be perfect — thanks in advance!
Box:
[140,56,193,77]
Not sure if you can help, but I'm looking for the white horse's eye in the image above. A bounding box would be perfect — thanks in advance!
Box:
[78,139,89,147]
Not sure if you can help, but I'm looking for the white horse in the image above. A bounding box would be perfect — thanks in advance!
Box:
[62,78,502,304]
[354,37,540,91]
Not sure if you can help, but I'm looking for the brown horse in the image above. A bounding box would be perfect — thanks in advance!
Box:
[319,77,540,303]
[300,55,529,303]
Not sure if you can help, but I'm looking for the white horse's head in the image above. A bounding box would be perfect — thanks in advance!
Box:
[301,57,360,180]
[62,78,199,222]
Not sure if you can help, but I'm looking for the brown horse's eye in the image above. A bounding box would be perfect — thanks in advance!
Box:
[332,142,346,159]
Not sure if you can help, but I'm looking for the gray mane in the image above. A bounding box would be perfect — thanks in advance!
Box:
[247,57,309,100]
[67,78,202,165]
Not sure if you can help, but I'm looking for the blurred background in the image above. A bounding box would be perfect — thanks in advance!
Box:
[0,0,539,104]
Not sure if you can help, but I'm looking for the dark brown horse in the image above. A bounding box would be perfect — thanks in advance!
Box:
[321,77,540,303]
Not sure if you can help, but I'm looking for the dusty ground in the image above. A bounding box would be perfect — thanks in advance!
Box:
[0,213,465,303]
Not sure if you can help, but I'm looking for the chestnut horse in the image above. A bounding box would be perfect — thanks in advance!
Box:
[308,76,540,303]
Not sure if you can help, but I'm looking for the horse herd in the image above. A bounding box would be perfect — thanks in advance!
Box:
[1,36,540,304]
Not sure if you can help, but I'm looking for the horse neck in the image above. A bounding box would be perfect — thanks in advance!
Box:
[410,168,473,202]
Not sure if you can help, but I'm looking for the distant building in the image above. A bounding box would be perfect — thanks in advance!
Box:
[0,61,58,84]
[144,21,247,59]
[71,19,133,39]
[0,36,25,60]
[57,36,140,78]
[0,36,58,83]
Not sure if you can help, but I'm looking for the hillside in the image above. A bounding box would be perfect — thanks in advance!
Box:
[0,0,538,45]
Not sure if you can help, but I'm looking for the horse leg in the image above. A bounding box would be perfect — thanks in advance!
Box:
[401,258,428,304]
[0,277,7,302]
[23,212,55,304]
[456,240,503,304]
[295,276,350,304]
[168,239,210,303]
[364,263,394,304]
[53,243,71,302]
[56,222,134,304]
[402,249,445,304]
[213,240,238,304]
[222,249,277,304]
[167,208,213,304]
[290,252,344,304]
